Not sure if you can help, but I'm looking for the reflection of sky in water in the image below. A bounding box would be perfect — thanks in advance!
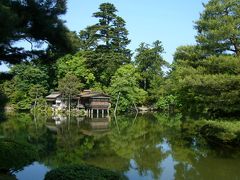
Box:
[125,159,154,180]
[156,138,171,153]
[160,155,176,180]
[14,162,50,180]
[126,139,176,180]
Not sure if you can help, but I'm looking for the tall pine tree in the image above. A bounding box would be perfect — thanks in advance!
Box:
[79,3,131,87]
[195,0,240,56]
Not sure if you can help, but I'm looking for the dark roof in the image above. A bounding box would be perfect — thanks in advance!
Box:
[46,90,110,99]
[46,92,61,99]
[80,91,110,98]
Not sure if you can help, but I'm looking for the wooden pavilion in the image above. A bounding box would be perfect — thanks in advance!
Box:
[78,90,111,118]
[46,90,111,118]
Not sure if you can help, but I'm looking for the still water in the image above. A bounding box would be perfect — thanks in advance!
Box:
[0,113,240,180]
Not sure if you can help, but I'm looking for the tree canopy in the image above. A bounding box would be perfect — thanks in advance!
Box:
[79,3,130,54]
[79,3,131,87]
[135,40,167,103]
[108,64,147,112]
[195,0,240,56]
[0,0,79,64]
[56,53,95,89]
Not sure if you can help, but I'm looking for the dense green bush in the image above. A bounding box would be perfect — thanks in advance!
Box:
[44,165,127,180]
[170,56,240,118]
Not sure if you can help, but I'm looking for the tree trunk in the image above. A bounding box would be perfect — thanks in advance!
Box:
[34,90,38,123]
[114,92,120,116]
[68,95,71,121]
[144,78,147,90]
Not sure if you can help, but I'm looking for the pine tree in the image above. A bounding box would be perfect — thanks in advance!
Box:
[79,3,131,87]
[195,0,240,56]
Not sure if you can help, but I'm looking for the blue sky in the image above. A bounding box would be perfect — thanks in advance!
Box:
[63,0,209,61]
[0,0,208,71]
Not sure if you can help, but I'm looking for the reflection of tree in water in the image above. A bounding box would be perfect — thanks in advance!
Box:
[0,89,7,121]
[168,122,240,180]
[43,117,97,167]
[0,139,37,172]
[2,113,240,179]
[108,114,169,179]
[0,114,39,178]
[0,113,56,175]
[173,146,240,180]
[167,121,209,180]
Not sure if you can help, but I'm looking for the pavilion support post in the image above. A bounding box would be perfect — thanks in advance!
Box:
[97,109,99,118]
[91,109,93,118]
[102,109,104,118]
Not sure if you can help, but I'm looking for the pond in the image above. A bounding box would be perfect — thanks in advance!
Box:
[0,113,240,180]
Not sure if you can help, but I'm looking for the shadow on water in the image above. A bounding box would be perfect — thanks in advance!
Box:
[0,72,12,122]
[0,91,7,121]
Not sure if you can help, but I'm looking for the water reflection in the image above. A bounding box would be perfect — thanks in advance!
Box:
[0,113,240,180]
[48,114,111,135]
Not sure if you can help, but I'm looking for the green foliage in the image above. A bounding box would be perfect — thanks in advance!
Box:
[56,53,95,88]
[108,64,147,112]
[2,63,48,110]
[156,95,180,112]
[79,3,131,87]
[135,41,167,103]
[10,63,49,89]
[58,73,82,112]
[30,98,51,117]
[44,165,127,180]
[169,55,240,117]
[169,0,240,118]
[173,45,206,63]
[195,0,240,56]
[58,73,82,97]
[79,3,130,54]
[83,50,131,87]
[0,0,78,64]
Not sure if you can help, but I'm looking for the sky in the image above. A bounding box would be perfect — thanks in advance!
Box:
[0,0,209,72]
